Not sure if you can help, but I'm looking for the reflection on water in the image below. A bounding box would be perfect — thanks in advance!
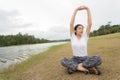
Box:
[0,42,67,72]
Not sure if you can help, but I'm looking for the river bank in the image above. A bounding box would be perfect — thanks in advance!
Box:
[0,42,67,73]
[0,43,67,80]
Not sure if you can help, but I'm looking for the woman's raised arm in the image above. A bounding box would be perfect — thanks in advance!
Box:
[70,6,92,36]
[70,9,78,36]
[86,7,92,36]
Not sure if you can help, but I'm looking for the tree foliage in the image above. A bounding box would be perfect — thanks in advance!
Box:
[0,33,50,47]
[90,22,120,37]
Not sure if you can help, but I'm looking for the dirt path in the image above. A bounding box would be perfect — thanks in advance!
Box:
[17,33,120,80]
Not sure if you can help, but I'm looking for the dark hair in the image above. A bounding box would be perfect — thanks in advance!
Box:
[74,24,84,35]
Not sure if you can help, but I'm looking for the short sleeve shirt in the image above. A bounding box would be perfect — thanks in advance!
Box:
[71,31,89,57]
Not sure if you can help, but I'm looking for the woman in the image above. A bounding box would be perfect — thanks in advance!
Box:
[61,6,102,75]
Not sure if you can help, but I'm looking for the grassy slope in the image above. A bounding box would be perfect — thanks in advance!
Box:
[0,33,120,80]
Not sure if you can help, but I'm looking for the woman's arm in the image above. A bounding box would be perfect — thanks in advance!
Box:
[70,6,92,36]
[86,7,92,36]
[70,9,78,36]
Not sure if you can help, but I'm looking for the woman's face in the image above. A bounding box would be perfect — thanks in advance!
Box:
[76,26,83,35]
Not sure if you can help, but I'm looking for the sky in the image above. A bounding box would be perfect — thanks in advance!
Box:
[0,0,120,40]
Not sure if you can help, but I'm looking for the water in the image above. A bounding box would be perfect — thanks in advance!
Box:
[0,42,67,72]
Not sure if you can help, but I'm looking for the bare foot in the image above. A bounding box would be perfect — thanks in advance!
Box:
[88,67,101,75]
[77,63,88,72]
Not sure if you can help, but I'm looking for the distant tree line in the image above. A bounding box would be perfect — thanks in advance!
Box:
[0,33,50,47]
[90,22,120,37]
[51,39,70,42]
[0,22,120,47]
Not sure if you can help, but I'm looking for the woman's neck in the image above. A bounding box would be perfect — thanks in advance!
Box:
[76,34,82,40]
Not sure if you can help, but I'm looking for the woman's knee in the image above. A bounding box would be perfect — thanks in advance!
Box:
[94,56,102,65]
[61,57,68,67]
[82,56,102,68]
[60,57,78,71]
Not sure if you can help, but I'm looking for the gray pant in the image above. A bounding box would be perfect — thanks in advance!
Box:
[61,56,102,71]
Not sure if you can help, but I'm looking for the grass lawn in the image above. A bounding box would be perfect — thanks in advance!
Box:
[0,33,120,80]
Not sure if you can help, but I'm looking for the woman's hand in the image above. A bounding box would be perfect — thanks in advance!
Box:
[76,6,89,11]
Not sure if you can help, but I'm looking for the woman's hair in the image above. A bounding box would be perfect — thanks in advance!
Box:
[74,24,84,35]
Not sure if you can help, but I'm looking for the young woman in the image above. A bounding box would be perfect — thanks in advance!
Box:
[61,6,102,75]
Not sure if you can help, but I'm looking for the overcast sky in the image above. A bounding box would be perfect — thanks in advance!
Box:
[0,0,120,40]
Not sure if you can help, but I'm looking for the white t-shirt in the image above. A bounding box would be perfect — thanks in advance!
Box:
[71,30,89,57]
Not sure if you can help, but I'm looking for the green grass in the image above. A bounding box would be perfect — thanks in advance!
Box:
[0,33,120,80]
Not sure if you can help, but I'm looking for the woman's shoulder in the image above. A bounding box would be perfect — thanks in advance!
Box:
[82,30,89,39]
[70,32,76,39]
